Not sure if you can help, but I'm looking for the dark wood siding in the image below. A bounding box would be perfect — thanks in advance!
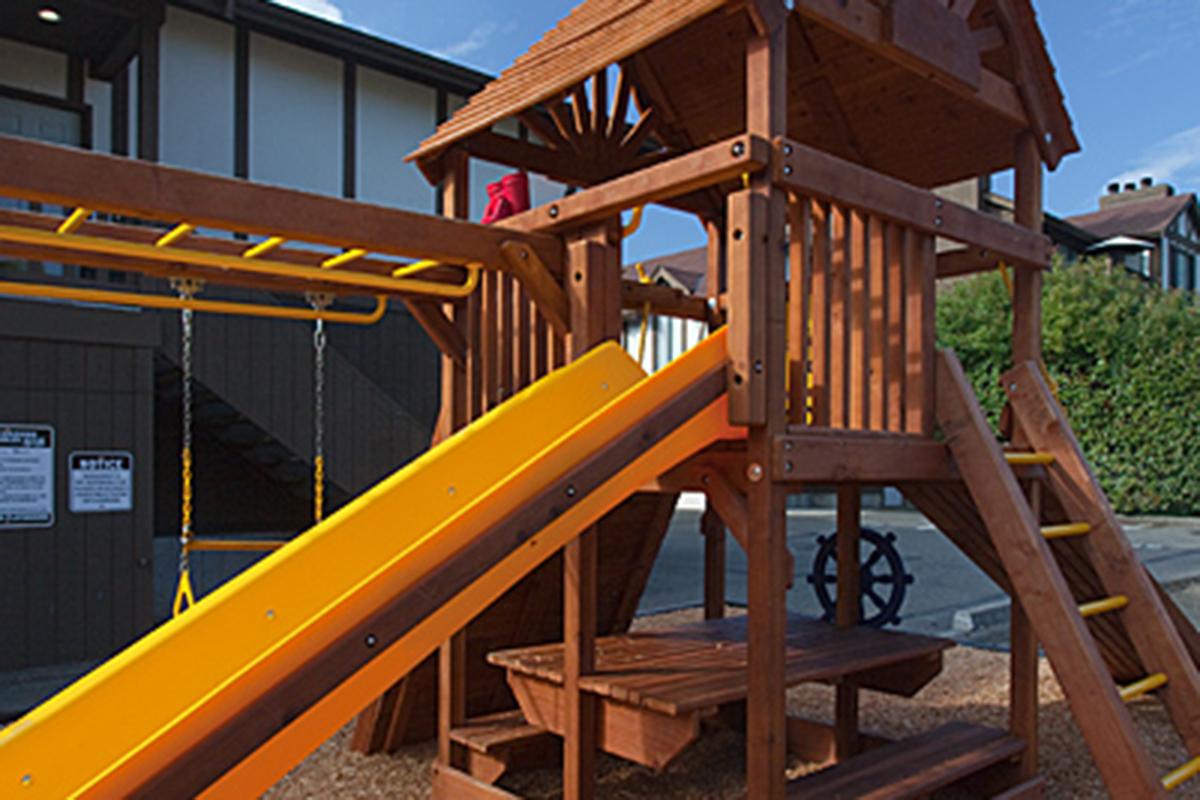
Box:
[0,298,156,670]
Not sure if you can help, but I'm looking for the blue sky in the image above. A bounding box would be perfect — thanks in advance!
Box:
[276,0,1200,261]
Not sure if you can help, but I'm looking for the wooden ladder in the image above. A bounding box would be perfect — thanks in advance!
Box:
[936,351,1200,799]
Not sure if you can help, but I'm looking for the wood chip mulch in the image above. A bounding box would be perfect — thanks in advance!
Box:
[265,607,1199,799]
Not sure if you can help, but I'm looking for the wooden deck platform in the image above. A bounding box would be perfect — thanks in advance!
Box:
[486,615,953,771]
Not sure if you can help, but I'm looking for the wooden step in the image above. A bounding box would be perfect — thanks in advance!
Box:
[785,722,1024,799]
[448,710,549,755]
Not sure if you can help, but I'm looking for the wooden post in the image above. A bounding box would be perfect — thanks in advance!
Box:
[562,223,620,800]
[702,504,726,620]
[835,485,861,759]
[1010,478,1040,780]
[436,148,471,775]
[739,5,789,798]
[1012,131,1043,367]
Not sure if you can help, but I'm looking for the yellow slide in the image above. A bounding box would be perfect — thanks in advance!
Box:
[0,330,737,799]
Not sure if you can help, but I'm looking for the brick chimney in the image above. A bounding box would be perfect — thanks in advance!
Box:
[1100,176,1176,209]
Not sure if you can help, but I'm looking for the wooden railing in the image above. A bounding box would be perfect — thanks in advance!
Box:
[464,270,568,420]
[787,195,936,435]
[777,137,1051,438]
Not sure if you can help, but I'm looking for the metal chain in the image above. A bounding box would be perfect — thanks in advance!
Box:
[172,279,200,577]
[308,293,331,523]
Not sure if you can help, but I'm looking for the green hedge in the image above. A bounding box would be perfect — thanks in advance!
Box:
[937,257,1200,515]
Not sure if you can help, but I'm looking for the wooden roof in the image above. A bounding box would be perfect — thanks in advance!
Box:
[409,0,1079,190]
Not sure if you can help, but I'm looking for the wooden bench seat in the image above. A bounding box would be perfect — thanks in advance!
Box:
[786,722,1025,799]
[487,614,953,770]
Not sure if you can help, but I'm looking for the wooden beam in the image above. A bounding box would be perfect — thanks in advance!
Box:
[0,134,563,273]
[408,299,467,368]
[1012,131,1043,365]
[835,485,862,759]
[620,280,711,323]
[776,138,1051,268]
[883,0,982,89]
[774,431,957,482]
[973,25,1006,54]
[498,134,770,235]
[743,11,790,800]
[499,241,570,337]
[464,130,601,186]
[702,504,726,620]
[792,0,1028,126]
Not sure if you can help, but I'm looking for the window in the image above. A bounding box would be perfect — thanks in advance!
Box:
[1171,249,1196,291]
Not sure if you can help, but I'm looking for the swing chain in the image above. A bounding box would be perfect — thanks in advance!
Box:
[308,293,332,523]
[170,278,202,580]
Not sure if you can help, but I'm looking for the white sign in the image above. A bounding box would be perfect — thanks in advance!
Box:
[69,451,133,514]
[0,424,54,529]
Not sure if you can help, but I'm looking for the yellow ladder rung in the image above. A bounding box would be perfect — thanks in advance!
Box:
[1163,754,1200,791]
[243,236,286,259]
[1005,451,1055,466]
[322,247,367,269]
[1042,522,1091,539]
[1079,595,1128,618]
[155,222,195,247]
[1119,672,1168,702]
[57,206,92,235]
[186,538,288,553]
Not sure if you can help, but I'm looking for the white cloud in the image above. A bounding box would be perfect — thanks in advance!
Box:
[435,22,499,60]
[1109,124,1200,190]
[270,0,345,24]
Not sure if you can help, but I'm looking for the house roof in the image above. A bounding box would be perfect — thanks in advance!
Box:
[623,246,708,295]
[408,0,1078,190]
[1066,194,1195,240]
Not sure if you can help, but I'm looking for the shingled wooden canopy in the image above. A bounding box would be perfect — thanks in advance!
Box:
[408,0,1079,193]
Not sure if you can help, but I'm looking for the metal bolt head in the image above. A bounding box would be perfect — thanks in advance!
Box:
[365,633,378,647]
[265,609,276,620]
[21,774,32,787]
[783,143,794,155]
[565,485,577,498]
[934,198,944,209]
[747,463,764,483]
[783,164,793,176]
[549,205,560,218]
[447,485,457,496]
[934,217,943,227]
[785,460,794,472]
[731,141,746,157]
[753,360,763,374]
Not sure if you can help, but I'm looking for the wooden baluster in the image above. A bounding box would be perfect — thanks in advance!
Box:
[811,200,831,427]
[787,195,811,424]
[499,273,514,402]
[868,217,887,430]
[886,225,906,432]
[516,287,532,391]
[904,231,936,435]
[849,209,867,430]
[534,308,548,380]
[829,205,849,428]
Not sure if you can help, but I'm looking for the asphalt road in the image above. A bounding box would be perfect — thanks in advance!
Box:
[638,497,1200,647]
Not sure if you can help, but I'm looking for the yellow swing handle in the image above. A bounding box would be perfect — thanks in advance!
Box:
[172,567,195,617]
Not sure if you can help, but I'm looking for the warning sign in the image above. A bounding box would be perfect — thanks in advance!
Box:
[0,424,55,529]
[69,451,133,513]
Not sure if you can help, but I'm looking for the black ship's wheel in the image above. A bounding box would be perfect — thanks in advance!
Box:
[807,528,914,627]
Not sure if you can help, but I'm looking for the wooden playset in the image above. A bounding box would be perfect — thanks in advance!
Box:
[1,1,1199,798]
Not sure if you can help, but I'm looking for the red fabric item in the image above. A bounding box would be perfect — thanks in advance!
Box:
[481,172,530,224]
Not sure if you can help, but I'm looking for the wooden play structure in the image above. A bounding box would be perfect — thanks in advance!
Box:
[2,0,1200,798]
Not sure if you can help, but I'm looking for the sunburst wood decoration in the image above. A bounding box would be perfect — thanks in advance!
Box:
[519,62,668,179]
